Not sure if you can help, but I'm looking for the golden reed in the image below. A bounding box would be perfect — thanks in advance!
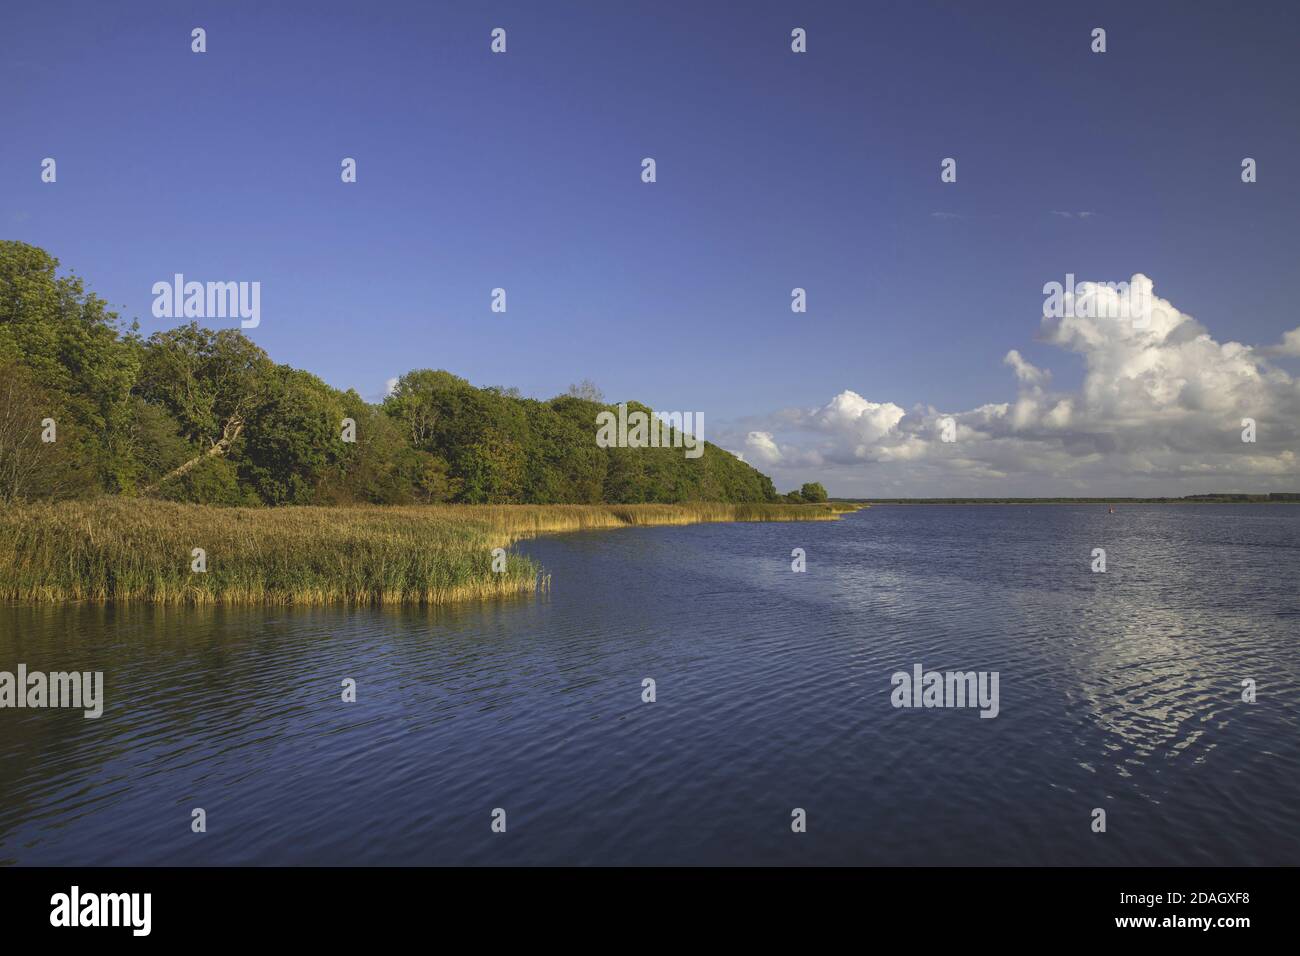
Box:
[0,499,863,606]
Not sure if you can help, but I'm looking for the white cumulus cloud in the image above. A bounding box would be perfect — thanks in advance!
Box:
[714,276,1300,497]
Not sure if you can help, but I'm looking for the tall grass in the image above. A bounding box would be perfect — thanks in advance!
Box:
[0,499,862,606]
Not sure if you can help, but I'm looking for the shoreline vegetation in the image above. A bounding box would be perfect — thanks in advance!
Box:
[1,242,858,608]
[844,494,1300,505]
[2,242,811,510]
[0,499,863,606]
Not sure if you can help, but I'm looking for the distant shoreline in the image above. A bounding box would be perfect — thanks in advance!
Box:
[839,496,1300,505]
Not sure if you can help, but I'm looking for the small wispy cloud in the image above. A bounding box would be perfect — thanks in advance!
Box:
[1049,210,1096,219]
[362,377,400,403]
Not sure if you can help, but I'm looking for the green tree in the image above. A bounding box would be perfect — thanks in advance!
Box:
[0,361,97,502]
[136,322,272,492]
[0,241,140,492]
[799,482,828,503]
[236,366,340,505]
[316,391,416,504]
[458,432,526,503]
[1,244,790,508]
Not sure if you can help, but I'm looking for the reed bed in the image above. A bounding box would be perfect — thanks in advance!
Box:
[0,499,861,606]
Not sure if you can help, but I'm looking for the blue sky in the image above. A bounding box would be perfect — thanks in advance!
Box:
[4,1,1298,494]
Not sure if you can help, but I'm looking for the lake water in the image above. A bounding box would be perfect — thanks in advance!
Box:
[1,505,1297,865]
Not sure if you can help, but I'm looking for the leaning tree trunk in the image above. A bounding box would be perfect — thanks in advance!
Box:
[141,416,244,493]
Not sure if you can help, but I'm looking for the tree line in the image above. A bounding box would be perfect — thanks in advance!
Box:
[1,242,816,507]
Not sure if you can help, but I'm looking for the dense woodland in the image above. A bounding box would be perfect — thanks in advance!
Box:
[0,242,829,507]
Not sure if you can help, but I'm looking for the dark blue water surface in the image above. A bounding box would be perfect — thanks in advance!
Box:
[1,505,1297,865]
